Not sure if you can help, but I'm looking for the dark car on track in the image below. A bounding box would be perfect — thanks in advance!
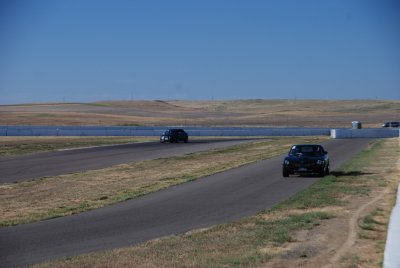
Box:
[160,129,189,143]
[382,121,399,128]
[282,144,329,177]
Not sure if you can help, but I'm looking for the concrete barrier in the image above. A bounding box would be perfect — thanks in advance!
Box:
[2,126,399,138]
[331,128,400,139]
[0,126,331,137]
[384,184,400,268]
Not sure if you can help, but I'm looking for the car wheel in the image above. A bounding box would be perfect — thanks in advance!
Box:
[282,168,289,177]
[184,138,188,143]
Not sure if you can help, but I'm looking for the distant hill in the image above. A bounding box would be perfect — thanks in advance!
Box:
[0,99,399,128]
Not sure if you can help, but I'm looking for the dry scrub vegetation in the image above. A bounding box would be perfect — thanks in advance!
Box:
[1,99,399,127]
[33,138,399,268]
[0,137,325,226]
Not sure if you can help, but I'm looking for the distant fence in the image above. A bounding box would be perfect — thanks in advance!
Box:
[0,126,331,137]
[331,129,400,139]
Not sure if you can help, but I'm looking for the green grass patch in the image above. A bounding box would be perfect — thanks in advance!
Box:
[359,207,387,234]
[340,141,383,172]
[360,214,379,231]
[34,113,57,117]
[254,212,332,243]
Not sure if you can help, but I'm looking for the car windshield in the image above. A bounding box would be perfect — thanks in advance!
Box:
[290,146,324,156]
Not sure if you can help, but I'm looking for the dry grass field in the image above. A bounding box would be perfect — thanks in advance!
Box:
[1,99,399,127]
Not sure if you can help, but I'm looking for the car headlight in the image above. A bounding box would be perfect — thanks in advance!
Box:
[284,160,290,165]
[317,160,325,165]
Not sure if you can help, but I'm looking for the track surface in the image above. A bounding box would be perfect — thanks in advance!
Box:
[0,139,373,267]
[0,139,256,183]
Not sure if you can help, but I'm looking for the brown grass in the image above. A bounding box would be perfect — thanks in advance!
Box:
[1,99,398,127]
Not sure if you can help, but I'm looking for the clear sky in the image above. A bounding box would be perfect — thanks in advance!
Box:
[0,0,399,104]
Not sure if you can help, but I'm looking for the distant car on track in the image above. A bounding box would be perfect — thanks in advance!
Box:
[160,129,189,143]
[382,121,399,128]
[282,144,329,177]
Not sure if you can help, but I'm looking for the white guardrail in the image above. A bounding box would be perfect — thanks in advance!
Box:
[331,129,400,139]
[0,126,331,137]
[384,184,400,268]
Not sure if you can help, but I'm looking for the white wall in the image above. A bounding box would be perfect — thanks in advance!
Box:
[331,129,399,139]
[0,126,331,137]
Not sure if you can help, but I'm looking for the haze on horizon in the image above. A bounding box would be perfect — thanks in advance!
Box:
[0,0,399,105]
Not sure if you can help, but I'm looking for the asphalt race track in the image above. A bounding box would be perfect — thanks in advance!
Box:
[0,138,374,267]
[0,138,257,184]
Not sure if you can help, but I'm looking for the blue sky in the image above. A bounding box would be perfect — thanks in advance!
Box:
[0,0,399,104]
